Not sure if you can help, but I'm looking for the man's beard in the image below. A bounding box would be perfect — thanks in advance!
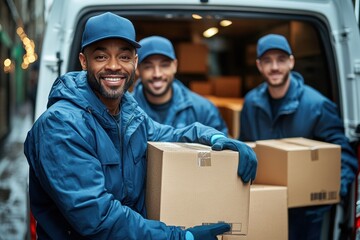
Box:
[87,69,136,99]
[265,71,290,88]
[143,80,172,98]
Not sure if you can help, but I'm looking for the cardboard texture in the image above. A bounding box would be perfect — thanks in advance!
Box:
[189,80,213,96]
[209,76,242,98]
[189,76,242,98]
[244,142,256,150]
[205,96,244,139]
[146,142,250,235]
[254,138,341,208]
[176,43,208,74]
[222,184,288,240]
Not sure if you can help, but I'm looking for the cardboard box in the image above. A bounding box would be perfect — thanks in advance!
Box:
[210,76,242,98]
[146,142,250,235]
[189,80,213,96]
[189,76,242,98]
[244,142,256,150]
[254,138,341,208]
[222,184,288,240]
[205,96,244,139]
[176,43,208,74]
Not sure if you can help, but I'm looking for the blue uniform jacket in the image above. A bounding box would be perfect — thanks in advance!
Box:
[132,79,228,135]
[24,71,224,239]
[240,71,358,198]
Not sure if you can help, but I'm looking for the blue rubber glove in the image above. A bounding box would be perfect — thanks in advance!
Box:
[185,222,231,240]
[211,136,257,183]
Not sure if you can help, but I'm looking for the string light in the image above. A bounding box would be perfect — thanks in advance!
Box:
[16,27,38,70]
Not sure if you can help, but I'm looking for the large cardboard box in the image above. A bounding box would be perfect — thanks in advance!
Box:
[146,142,250,235]
[222,184,288,240]
[254,138,341,208]
[176,43,208,74]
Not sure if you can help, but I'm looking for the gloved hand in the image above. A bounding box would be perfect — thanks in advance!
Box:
[211,136,257,183]
[185,222,231,240]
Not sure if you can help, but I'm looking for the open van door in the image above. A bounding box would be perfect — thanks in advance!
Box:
[353,0,360,239]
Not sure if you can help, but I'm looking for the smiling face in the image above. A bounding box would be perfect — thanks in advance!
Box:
[256,49,294,88]
[137,54,177,105]
[79,38,138,111]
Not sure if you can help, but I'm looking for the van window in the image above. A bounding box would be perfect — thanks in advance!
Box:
[68,9,338,108]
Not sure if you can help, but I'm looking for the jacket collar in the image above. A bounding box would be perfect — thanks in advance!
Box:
[252,71,304,117]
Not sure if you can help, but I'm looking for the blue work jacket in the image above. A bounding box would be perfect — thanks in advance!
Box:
[240,71,358,198]
[24,71,224,239]
[132,79,228,135]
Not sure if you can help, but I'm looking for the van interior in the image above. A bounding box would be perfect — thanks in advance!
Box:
[67,9,336,138]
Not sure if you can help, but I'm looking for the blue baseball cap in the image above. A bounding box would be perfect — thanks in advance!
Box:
[81,12,141,51]
[256,34,292,58]
[138,36,176,63]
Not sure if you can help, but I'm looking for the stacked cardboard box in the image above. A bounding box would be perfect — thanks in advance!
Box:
[209,76,242,98]
[189,76,242,98]
[205,96,244,139]
[222,184,288,240]
[189,81,213,96]
[176,43,208,74]
[146,142,250,236]
[254,137,341,207]
[145,138,340,239]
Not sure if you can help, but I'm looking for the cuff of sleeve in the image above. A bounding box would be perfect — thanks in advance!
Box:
[185,231,195,240]
[211,134,226,144]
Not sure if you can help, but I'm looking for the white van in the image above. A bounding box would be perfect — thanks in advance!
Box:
[35,0,360,238]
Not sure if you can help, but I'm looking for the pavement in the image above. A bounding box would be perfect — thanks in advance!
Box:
[0,102,34,240]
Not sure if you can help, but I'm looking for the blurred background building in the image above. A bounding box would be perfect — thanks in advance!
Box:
[0,0,46,145]
[0,1,46,238]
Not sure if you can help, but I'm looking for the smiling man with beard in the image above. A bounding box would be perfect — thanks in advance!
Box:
[132,36,228,135]
[239,33,358,240]
[23,12,257,240]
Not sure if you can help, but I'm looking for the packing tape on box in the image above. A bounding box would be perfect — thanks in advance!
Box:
[202,222,242,235]
[310,148,319,161]
[198,151,211,167]
[280,139,319,161]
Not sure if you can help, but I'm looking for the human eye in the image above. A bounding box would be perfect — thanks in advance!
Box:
[261,58,271,66]
[278,57,288,64]
[161,62,171,68]
[94,54,107,61]
[142,64,153,70]
[119,53,132,62]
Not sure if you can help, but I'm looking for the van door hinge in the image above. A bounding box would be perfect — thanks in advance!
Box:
[56,52,63,77]
[347,60,360,80]
[354,59,360,74]
[338,28,351,41]
[333,28,351,45]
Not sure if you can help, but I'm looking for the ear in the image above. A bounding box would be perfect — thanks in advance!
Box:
[172,59,178,73]
[79,52,87,70]
[256,59,262,73]
[289,55,295,70]
[134,53,139,69]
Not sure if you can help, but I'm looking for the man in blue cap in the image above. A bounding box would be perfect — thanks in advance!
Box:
[24,12,257,239]
[239,33,358,240]
[132,35,228,135]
